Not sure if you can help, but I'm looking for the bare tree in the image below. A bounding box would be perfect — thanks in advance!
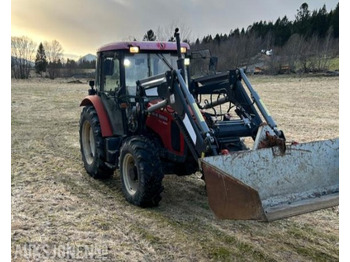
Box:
[212,32,262,72]
[44,40,63,63]
[44,40,64,79]
[309,29,337,72]
[122,36,137,41]
[281,34,307,73]
[284,34,300,71]
[11,36,37,79]
[156,21,192,42]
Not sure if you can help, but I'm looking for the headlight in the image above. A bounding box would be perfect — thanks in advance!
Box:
[124,59,131,67]
[129,46,139,53]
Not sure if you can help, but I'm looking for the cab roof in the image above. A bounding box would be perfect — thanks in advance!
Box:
[97,41,190,53]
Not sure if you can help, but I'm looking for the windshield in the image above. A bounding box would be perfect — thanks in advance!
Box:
[124,53,178,88]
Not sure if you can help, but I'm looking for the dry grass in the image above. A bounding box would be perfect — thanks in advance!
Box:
[11,75,339,261]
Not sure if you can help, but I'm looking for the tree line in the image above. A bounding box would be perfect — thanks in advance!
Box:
[190,2,339,74]
[196,2,338,48]
[11,38,95,79]
[137,3,339,75]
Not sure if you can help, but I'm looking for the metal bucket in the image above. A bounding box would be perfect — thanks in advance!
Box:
[201,138,339,221]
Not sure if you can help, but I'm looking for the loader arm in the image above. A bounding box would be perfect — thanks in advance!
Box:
[190,69,286,141]
[137,69,218,162]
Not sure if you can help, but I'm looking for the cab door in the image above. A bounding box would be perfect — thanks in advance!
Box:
[98,51,128,136]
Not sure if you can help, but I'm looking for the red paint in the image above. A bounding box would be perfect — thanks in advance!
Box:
[80,96,113,137]
[220,149,230,155]
[157,42,167,50]
[146,101,185,156]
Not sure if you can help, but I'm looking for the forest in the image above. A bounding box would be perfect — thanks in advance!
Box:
[189,2,339,74]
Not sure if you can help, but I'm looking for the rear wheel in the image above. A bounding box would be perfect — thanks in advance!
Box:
[80,106,115,179]
[119,136,164,207]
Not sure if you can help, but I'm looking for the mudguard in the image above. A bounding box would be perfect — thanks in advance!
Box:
[80,96,113,137]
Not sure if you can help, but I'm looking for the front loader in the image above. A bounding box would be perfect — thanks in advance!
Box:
[79,29,339,221]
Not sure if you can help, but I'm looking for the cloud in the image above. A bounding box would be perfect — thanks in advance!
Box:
[12,0,131,54]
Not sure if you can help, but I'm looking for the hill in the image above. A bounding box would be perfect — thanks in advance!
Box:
[78,54,97,64]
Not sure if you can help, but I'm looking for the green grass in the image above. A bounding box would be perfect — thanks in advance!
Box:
[328,56,339,71]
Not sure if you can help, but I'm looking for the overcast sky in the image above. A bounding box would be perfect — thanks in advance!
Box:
[11,0,339,59]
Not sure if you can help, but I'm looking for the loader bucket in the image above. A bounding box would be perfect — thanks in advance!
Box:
[201,138,339,221]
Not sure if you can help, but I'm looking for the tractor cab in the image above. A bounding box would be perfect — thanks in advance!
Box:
[93,42,190,97]
[84,41,190,138]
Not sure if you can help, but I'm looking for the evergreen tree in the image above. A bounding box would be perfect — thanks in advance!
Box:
[143,29,157,41]
[329,3,339,38]
[295,3,311,36]
[232,28,240,37]
[66,58,77,69]
[35,42,48,76]
[274,16,292,46]
[316,5,328,38]
[214,34,221,46]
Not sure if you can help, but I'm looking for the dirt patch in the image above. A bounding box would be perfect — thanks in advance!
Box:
[11,76,339,261]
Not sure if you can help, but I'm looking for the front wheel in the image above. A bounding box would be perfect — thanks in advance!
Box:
[119,136,164,207]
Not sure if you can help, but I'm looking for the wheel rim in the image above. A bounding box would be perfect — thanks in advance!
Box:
[82,121,95,165]
[122,153,139,196]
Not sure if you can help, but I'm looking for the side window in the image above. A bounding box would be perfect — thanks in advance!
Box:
[102,53,120,92]
[104,57,120,91]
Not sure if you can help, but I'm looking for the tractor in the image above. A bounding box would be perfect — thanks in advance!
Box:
[79,29,338,221]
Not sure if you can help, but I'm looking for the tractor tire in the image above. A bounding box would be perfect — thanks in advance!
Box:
[119,136,164,207]
[79,106,115,179]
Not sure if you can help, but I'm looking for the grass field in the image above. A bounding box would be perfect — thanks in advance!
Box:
[11,75,339,261]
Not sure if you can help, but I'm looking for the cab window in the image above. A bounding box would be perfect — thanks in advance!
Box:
[101,52,120,92]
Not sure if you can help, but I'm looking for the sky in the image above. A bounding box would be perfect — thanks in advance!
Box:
[11,0,339,59]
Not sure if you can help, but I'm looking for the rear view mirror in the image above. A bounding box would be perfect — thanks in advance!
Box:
[190,49,211,59]
[88,80,96,95]
[209,56,218,73]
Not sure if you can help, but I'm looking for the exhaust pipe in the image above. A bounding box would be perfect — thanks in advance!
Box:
[201,138,339,221]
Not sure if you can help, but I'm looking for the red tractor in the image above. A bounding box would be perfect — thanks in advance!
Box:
[79,29,338,221]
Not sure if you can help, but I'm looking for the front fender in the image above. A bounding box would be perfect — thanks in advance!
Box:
[80,95,113,137]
